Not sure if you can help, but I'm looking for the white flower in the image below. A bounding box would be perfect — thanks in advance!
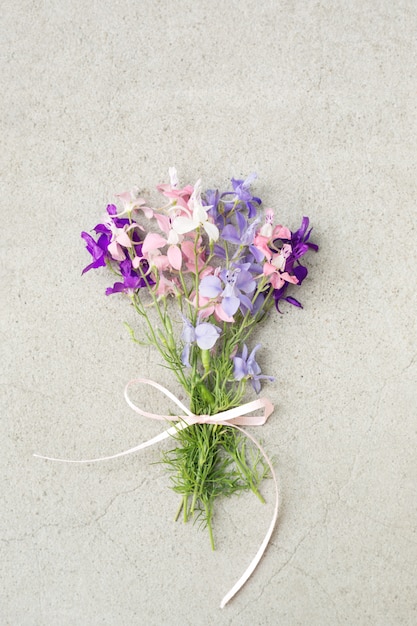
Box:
[168,167,179,188]
[172,179,219,241]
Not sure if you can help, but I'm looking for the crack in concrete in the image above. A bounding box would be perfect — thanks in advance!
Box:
[402,352,417,374]
[337,376,389,503]
[90,478,148,527]
[95,524,142,574]
[290,562,343,622]
[2,479,148,545]
[229,520,321,623]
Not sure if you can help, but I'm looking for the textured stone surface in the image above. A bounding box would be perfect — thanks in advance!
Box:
[2,1,417,624]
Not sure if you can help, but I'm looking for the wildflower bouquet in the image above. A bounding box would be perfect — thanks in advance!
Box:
[38,169,317,606]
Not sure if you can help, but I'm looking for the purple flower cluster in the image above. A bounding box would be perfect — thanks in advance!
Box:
[81,204,151,295]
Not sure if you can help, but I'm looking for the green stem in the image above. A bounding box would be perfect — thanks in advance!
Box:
[205,503,215,551]
[174,498,183,522]
[131,293,188,389]
[183,495,189,522]
[252,487,266,504]
[190,484,199,516]
[193,229,201,324]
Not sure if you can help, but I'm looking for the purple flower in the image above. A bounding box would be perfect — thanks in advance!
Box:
[290,216,319,257]
[203,189,223,226]
[181,317,221,367]
[233,344,274,394]
[103,204,131,229]
[81,204,142,274]
[221,173,262,218]
[200,267,256,317]
[271,216,318,311]
[81,231,111,274]
[221,213,264,263]
[105,256,153,296]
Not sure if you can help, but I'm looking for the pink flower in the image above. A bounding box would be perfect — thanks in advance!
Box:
[104,221,133,261]
[139,233,167,271]
[263,245,298,289]
[153,212,184,270]
[115,188,154,219]
[181,238,213,276]
[157,167,194,209]
[141,232,182,271]
[154,274,180,297]
[194,293,235,323]
[253,210,292,261]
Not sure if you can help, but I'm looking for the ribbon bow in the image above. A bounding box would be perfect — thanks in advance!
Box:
[35,377,279,608]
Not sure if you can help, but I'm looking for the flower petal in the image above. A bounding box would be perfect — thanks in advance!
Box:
[142,232,167,254]
[221,225,241,245]
[233,357,247,380]
[203,221,219,241]
[221,295,240,317]
[200,275,222,298]
[167,245,182,270]
[116,231,133,248]
[272,225,291,240]
[108,240,126,261]
[214,303,234,323]
[195,323,221,349]
[173,216,197,235]
[154,213,171,234]
[181,344,191,368]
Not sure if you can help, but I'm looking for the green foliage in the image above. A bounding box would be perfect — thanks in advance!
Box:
[161,423,270,550]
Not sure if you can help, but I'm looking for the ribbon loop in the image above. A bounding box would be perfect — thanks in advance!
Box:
[124,377,274,427]
[34,377,279,608]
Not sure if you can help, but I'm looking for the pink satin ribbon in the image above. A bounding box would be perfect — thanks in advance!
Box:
[34,377,279,608]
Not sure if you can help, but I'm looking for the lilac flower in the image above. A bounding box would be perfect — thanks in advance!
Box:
[181,317,221,368]
[221,173,262,218]
[233,344,274,394]
[203,189,222,226]
[200,267,256,317]
[221,213,264,263]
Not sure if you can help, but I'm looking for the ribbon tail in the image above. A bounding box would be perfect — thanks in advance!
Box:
[33,422,188,464]
[219,424,279,608]
[34,375,278,609]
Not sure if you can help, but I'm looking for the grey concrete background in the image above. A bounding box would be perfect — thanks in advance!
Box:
[2,1,416,624]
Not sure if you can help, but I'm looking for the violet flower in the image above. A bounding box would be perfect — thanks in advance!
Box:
[233,344,274,394]
[105,256,152,296]
[99,204,131,230]
[181,317,221,368]
[271,216,318,311]
[81,203,142,274]
[81,231,111,274]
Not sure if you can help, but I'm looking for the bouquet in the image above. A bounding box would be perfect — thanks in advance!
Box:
[37,169,318,606]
